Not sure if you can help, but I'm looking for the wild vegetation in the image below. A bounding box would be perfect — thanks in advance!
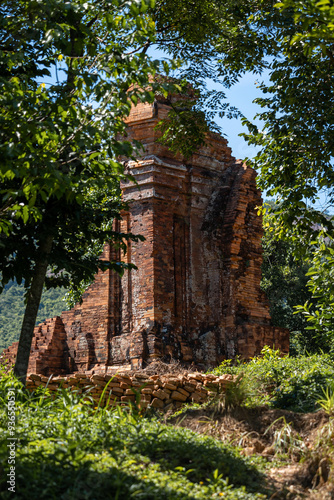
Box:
[211,346,334,414]
[1,348,334,499]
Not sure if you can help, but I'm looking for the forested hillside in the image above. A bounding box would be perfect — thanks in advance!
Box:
[0,281,67,351]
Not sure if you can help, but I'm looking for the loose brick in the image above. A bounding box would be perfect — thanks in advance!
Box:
[134,373,149,380]
[171,390,188,402]
[77,378,91,386]
[163,382,178,391]
[188,374,203,382]
[111,387,124,396]
[177,387,190,397]
[140,394,152,403]
[152,389,169,400]
[141,387,153,395]
[151,398,164,409]
[46,384,59,391]
[107,382,121,388]
[183,384,196,393]
[121,395,136,402]
[124,388,135,396]
[131,381,144,388]
[93,379,107,387]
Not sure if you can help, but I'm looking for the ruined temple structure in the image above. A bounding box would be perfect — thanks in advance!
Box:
[2,95,289,375]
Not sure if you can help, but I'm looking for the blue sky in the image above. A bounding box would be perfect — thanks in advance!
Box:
[210,72,264,162]
[148,46,267,162]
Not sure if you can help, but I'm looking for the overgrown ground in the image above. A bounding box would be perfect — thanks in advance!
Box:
[168,406,332,499]
[1,349,334,499]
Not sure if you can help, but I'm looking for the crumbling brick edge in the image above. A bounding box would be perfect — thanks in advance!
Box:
[25,371,234,411]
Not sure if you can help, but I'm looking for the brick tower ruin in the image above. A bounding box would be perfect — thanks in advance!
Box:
[1,96,289,375]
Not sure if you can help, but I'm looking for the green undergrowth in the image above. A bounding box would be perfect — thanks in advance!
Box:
[0,371,269,499]
[2,348,334,498]
[211,347,334,413]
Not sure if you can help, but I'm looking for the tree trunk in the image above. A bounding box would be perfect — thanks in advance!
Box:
[14,234,53,385]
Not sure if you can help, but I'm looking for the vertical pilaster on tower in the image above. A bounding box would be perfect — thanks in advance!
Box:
[104,97,289,368]
[1,95,289,375]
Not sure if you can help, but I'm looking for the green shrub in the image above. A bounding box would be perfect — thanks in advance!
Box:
[212,347,334,413]
[316,384,334,416]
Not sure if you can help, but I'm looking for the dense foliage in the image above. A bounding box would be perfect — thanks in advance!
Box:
[0,281,67,352]
[260,203,316,355]
[212,347,334,413]
[261,201,334,354]
[0,372,267,499]
[295,234,334,355]
[240,0,334,237]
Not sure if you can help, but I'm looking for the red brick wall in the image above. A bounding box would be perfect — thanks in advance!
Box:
[1,98,289,375]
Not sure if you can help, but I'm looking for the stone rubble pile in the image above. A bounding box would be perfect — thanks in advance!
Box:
[26,372,234,411]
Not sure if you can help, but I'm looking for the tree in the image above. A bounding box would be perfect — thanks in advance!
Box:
[153,1,334,237]
[295,234,334,355]
[261,0,333,237]
[235,0,334,347]
[261,202,320,355]
[0,0,169,384]
[240,0,334,238]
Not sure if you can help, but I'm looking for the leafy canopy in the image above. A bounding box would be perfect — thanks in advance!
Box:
[261,202,317,355]
[238,0,334,235]
[0,0,182,295]
[295,234,334,354]
[0,0,159,232]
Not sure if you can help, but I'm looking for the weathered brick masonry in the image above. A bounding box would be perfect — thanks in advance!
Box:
[1,96,289,375]
[24,371,235,411]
